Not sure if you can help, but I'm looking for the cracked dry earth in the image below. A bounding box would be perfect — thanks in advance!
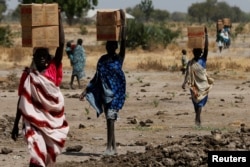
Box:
[1,69,250,167]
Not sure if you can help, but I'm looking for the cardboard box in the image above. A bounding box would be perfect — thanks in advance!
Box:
[217,20,224,31]
[187,26,205,37]
[223,18,231,26]
[187,26,205,48]
[20,3,59,27]
[22,26,59,47]
[187,37,204,49]
[96,9,121,26]
[96,25,121,41]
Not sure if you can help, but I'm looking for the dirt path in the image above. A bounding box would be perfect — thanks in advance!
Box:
[1,69,250,166]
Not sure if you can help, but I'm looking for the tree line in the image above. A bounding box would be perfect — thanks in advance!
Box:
[127,0,250,23]
[1,0,249,24]
[0,0,250,49]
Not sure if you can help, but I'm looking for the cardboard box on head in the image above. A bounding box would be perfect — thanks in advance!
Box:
[187,26,205,49]
[20,3,59,27]
[96,9,123,41]
[22,26,59,47]
[223,18,231,27]
[217,19,224,31]
[20,3,59,47]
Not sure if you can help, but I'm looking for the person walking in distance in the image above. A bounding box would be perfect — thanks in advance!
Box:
[181,49,188,75]
[182,27,214,126]
[68,38,86,89]
[79,9,126,156]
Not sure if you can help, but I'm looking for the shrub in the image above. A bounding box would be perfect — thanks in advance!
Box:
[225,61,242,70]
[79,25,88,35]
[0,25,13,47]
[126,20,180,50]
[207,61,222,71]
[137,58,168,70]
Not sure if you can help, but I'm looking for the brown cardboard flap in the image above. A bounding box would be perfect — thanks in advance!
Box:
[22,26,59,47]
[96,9,121,26]
[223,18,231,26]
[187,26,205,37]
[96,25,121,41]
[21,3,59,27]
[187,37,204,49]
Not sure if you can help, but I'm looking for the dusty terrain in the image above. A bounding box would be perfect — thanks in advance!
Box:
[0,23,250,166]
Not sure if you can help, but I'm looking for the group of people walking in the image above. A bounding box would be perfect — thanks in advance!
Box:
[216,26,231,52]
[10,6,214,167]
[11,8,126,167]
[65,38,86,89]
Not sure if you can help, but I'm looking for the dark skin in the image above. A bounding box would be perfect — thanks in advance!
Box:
[182,27,208,126]
[80,9,126,155]
[104,10,126,155]
[11,9,65,141]
[70,74,81,89]
[70,39,83,89]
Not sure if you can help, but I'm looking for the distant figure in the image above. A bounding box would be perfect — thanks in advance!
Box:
[65,40,74,66]
[67,38,86,89]
[11,9,69,167]
[79,9,126,156]
[181,49,188,74]
[216,30,224,53]
[221,28,230,49]
[182,27,214,126]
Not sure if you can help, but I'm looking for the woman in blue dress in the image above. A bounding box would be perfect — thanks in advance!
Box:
[80,9,126,155]
[182,27,214,126]
[66,39,86,89]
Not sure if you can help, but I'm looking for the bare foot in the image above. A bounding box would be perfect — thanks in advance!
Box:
[103,149,117,156]
[195,120,201,127]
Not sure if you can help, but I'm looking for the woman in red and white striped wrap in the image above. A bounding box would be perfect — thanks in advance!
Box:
[11,8,69,167]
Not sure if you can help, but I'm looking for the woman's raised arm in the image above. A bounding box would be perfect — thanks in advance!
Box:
[54,8,65,67]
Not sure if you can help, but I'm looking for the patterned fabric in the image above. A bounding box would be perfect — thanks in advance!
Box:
[186,57,214,107]
[18,60,69,167]
[105,109,118,120]
[65,47,73,66]
[182,54,188,69]
[70,45,86,79]
[97,54,126,110]
[86,54,126,117]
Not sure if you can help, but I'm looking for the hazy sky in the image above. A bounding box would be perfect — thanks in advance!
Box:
[7,0,250,13]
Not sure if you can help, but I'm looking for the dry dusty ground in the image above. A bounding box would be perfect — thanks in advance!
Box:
[0,24,250,166]
[1,60,250,166]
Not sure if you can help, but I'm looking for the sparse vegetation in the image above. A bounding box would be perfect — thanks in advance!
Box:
[137,58,168,71]
[1,22,250,73]
[207,61,223,71]
[153,99,159,107]
[5,71,19,89]
[233,23,245,38]
[84,108,90,115]
[79,25,88,35]
[0,25,13,47]
[225,61,242,70]
[245,66,250,72]
[126,20,180,50]
[1,1,250,167]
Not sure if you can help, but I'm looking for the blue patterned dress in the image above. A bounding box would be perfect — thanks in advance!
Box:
[71,45,86,79]
[86,54,126,116]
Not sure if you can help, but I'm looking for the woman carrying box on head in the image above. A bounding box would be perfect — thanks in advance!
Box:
[11,7,69,167]
[79,9,126,156]
[182,27,214,126]
[65,38,86,89]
